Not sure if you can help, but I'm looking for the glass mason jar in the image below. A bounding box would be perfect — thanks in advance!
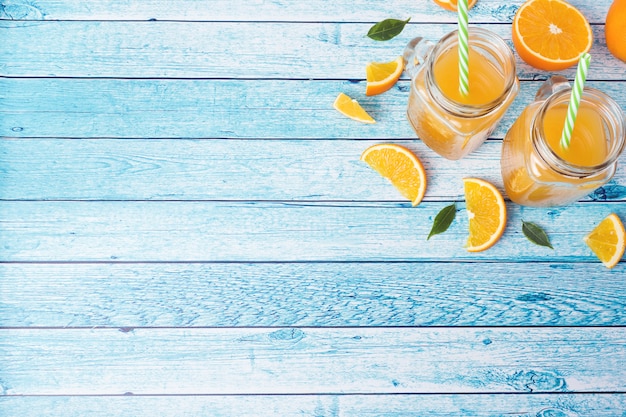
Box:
[501,76,626,207]
[404,28,519,160]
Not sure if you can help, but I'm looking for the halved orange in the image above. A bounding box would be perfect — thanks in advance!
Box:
[333,93,375,124]
[365,56,404,96]
[433,0,477,12]
[605,0,626,62]
[360,144,427,206]
[583,213,625,269]
[463,178,507,252]
[512,0,593,71]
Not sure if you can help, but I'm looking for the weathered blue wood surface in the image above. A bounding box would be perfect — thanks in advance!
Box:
[0,23,622,79]
[0,139,624,201]
[1,327,625,394]
[4,80,626,139]
[2,201,626,262]
[1,0,625,415]
[2,394,626,417]
[1,263,625,327]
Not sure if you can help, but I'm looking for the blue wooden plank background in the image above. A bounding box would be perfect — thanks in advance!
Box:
[1,0,625,415]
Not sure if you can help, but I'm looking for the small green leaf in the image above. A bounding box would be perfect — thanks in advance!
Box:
[522,220,553,249]
[366,18,411,41]
[428,203,456,240]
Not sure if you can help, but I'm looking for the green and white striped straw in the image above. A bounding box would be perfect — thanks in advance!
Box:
[457,0,469,96]
[560,53,591,149]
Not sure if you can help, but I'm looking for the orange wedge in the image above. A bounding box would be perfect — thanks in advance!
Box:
[360,144,427,206]
[583,213,625,269]
[365,56,404,96]
[333,93,375,124]
[606,0,626,62]
[463,178,507,252]
[433,0,477,11]
[512,0,593,71]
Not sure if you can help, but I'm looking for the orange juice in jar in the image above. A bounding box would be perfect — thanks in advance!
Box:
[501,76,626,207]
[404,28,519,160]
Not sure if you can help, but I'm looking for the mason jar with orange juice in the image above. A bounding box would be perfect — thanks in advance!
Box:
[404,28,519,160]
[501,76,626,207]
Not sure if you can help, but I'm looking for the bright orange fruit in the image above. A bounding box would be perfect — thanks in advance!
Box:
[365,56,404,96]
[512,0,593,71]
[433,0,477,12]
[360,144,427,206]
[333,93,376,124]
[583,213,625,269]
[605,0,626,62]
[463,178,507,252]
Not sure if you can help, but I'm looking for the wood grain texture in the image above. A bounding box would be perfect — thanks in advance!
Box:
[1,262,625,328]
[0,22,621,79]
[0,0,611,22]
[1,201,625,262]
[2,0,626,414]
[1,327,625,395]
[2,79,626,139]
[1,139,624,202]
[2,394,625,417]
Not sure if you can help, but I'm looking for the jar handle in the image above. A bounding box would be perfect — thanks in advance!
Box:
[535,75,571,101]
[403,37,434,79]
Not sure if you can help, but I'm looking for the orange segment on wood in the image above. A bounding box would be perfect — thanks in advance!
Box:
[433,0,477,11]
[583,213,626,269]
[365,56,404,96]
[463,178,507,252]
[605,0,626,62]
[333,93,375,124]
[512,0,593,71]
[360,144,427,206]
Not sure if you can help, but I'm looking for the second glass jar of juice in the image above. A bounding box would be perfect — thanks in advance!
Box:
[501,76,626,207]
[405,28,519,160]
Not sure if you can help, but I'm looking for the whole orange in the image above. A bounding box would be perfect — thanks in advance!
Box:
[606,0,626,62]
[512,0,592,71]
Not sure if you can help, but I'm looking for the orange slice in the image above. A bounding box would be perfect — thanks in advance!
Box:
[463,178,507,252]
[583,213,625,269]
[606,0,626,62]
[365,56,404,96]
[333,93,375,124]
[433,0,477,11]
[512,0,593,71]
[360,144,427,206]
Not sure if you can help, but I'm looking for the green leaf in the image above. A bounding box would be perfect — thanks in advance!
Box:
[366,18,411,41]
[428,203,456,240]
[522,220,553,249]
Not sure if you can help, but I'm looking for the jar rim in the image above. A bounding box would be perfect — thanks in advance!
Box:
[531,87,626,177]
[424,27,518,117]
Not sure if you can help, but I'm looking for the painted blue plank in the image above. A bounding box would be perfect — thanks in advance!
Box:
[0,22,620,79]
[0,0,623,412]
[0,0,611,23]
[1,139,624,202]
[1,262,625,327]
[1,201,625,263]
[1,393,625,417]
[3,79,626,139]
[1,327,625,395]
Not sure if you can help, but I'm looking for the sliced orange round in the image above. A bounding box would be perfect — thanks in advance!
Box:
[365,56,404,96]
[360,144,427,206]
[333,92,375,124]
[605,0,626,62]
[583,213,625,269]
[433,0,477,12]
[512,0,593,71]
[463,178,507,252]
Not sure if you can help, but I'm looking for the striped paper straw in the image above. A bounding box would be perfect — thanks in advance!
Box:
[457,0,469,96]
[560,53,591,149]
